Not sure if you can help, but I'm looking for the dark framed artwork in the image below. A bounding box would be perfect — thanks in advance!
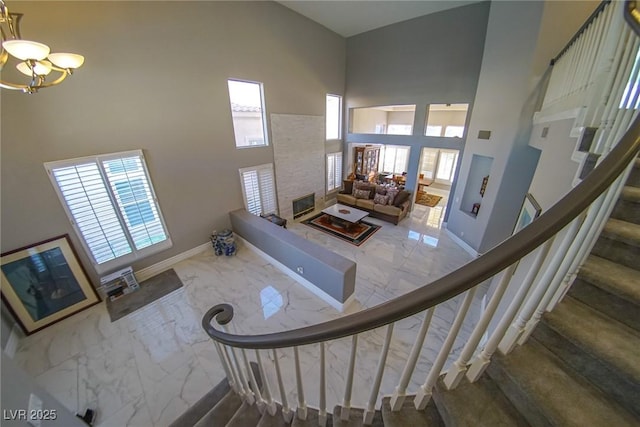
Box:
[513,193,542,234]
[1,235,100,335]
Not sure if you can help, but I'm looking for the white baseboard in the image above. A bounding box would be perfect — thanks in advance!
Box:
[3,324,21,358]
[444,227,479,257]
[238,237,354,312]
[135,242,211,282]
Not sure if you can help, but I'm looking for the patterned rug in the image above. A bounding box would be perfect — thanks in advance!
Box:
[415,191,443,207]
[302,213,381,246]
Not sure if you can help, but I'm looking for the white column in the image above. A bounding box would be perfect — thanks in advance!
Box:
[443,263,516,390]
[341,334,359,421]
[390,308,434,411]
[319,342,327,427]
[272,349,293,423]
[498,215,583,355]
[414,288,477,410]
[255,349,277,415]
[364,324,394,424]
[466,240,553,382]
[294,346,307,420]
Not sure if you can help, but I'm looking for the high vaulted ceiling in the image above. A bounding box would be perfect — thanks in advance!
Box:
[277,0,483,37]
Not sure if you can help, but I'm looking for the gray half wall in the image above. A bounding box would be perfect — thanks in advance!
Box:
[229,209,355,303]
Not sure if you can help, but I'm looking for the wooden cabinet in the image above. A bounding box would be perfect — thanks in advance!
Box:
[354,146,380,176]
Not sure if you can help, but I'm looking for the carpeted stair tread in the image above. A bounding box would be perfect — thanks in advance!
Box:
[257,405,291,427]
[541,296,640,383]
[621,185,640,202]
[193,390,243,427]
[226,401,263,427]
[432,375,529,427]
[169,378,232,427]
[488,339,637,427]
[291,407,333,427]
[577,255,640,304]
[332,406,384,427]
[381,395,444,427]
[599,218,640,247]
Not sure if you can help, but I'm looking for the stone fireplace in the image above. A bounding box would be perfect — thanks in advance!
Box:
[292,193,315,219]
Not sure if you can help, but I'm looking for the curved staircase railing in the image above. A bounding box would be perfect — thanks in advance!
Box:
[202,1,640,424]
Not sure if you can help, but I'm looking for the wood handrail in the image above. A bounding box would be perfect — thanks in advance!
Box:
[202,3,640,350]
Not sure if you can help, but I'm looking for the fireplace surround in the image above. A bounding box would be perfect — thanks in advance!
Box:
[292,193,315,219]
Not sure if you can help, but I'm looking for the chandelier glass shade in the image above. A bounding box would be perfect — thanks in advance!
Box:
[1,0,84,93]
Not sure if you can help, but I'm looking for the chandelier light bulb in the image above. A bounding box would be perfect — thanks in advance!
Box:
[16,60,52,76]
[48,52,84,69]
[2,39,50,61]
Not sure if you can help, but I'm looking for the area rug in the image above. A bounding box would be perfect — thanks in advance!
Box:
[106,268,183,321]
[302,213,381,246]
[415,191,443,207]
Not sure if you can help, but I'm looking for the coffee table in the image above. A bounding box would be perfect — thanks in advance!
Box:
[322,204,369,230]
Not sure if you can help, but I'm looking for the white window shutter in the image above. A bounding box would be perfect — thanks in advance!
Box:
[258,166,277,215]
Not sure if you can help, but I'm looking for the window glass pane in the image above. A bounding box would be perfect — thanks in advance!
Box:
[228,79,267,148]
[425,103,469,138]
[350,105,415,135]
[380,145,410,175]
[326,95,341,140]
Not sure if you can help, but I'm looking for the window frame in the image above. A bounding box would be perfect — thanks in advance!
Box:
[228,78,269,149]
[238,163,278,216]
[44,149,172,275]
[326,94,342,141]
[326,152,343,192]
[380,145,411,175]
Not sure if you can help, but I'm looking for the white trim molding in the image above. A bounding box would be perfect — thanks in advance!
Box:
[135,242,211,282]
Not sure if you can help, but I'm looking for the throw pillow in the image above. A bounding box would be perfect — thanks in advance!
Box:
[386,187,399,206]
[373,193,389,205]
[354,188,370,199]
[394,190,411,207]
[375,185,387,195]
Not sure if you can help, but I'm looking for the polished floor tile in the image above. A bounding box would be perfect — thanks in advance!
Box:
[11,197,491,426]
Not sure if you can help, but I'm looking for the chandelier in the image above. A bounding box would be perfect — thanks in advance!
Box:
[0,0,84,94]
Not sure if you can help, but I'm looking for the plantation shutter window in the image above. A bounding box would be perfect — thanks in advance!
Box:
[327,152,343,192]
[239,164,278,216]
[45,150,172,274]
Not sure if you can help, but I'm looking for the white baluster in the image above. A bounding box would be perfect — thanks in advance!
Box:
[414,289,477,410]
[498,215,583,355]
[390,308,434,411]
[364,324,394,424]
[319,342,327,427]
[220,324,254,403]
[443,263,516,390]
[255,349,277,415]
[466,240,553,382]
[272,349,293,423]
[242,348,264,410]
[294,346,307,420]
[214,341,237,393]
[341,334,359,420]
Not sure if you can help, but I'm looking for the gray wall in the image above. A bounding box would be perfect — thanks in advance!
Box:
[1,1,346,288]
[446,0,599,253]
[344,1,491,214]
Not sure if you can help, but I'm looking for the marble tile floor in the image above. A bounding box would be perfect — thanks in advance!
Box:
[11,199,492,427]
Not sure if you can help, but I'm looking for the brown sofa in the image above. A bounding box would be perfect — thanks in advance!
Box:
[336,181,411,225]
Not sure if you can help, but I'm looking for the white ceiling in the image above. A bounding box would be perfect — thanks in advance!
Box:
[277,0,483,37]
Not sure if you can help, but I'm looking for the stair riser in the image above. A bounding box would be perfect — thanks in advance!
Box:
[611,199,640,225]
[591,237,640,271]
[568,278,640,331]
[532,322,640,418]
[485,360,553,427]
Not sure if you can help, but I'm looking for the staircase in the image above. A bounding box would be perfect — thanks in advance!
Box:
[170,158,639,426]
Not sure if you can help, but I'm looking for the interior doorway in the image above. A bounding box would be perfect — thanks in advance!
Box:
[413,148,459,227]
